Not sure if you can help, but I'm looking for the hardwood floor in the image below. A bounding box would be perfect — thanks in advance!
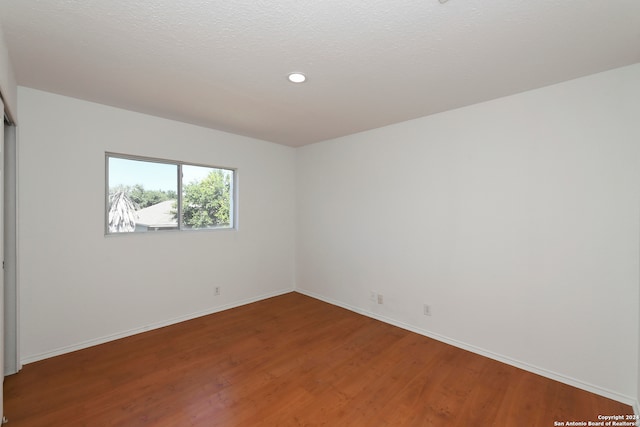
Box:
[4,292,632,426]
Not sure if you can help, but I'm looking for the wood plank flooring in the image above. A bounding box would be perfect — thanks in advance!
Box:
[4,292,633,426]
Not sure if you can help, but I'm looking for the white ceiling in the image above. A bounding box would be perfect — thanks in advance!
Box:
[1,1,639,147]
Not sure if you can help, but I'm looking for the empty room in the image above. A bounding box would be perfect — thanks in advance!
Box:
[0,0,639,425]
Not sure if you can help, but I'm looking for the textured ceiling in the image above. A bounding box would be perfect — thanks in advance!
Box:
[1,0,639,146]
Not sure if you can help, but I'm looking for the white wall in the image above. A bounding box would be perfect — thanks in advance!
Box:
[296,64,640,403]
[17,87,296,362]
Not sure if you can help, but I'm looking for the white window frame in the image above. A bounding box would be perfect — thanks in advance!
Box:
[105,152,237,235]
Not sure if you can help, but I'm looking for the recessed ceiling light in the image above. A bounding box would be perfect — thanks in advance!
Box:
[288,72,306,83]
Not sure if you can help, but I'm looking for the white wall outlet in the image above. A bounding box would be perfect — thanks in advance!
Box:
[377,294,384,304]
[370,291,377,302]
[423,304,431,316]
[214,286,221,296]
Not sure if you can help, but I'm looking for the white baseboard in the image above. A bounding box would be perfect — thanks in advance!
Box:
[21,287,294,365]
[21,286,638,410]
[295,288,637,408]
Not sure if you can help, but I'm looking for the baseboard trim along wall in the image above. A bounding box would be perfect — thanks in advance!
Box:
[295,288,637,408]
[20,285,639,412]
[20,287,294,366]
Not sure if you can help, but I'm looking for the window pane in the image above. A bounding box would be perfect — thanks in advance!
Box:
[182,165,234,230]
[108,157,178,233]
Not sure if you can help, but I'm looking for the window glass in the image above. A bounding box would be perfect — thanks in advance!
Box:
[182,165,234,230]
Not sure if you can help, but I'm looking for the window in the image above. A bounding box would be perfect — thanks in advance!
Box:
[106,154,235,234]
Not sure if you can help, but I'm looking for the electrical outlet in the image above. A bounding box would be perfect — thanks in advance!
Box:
[214,286,221,296]
[423,304,431,316]
[377,294,384,304]
[370,291,377,302]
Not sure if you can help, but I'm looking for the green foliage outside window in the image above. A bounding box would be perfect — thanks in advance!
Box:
[109,184,176,209]
[181,170,232,228]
